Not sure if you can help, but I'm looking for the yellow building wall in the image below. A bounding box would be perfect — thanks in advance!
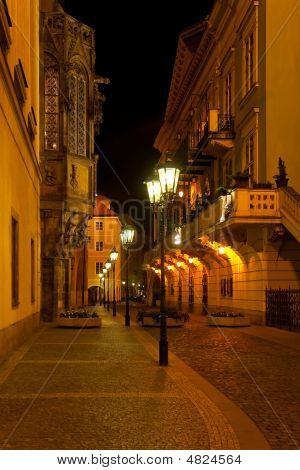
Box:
[266,0,300,191]
[0,0,40,358]
[87,216,122,301]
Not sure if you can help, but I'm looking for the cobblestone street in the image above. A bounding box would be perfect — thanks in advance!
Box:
[145,310,300,450]
[0,306,299,450]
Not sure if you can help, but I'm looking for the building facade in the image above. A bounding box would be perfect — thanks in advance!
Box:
[146,0,300,325]
[40,1,107,319]
[0,0,41,360]
[87,195,122,305]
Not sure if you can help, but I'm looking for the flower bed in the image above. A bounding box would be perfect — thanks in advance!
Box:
[207,311,249,327]
[57,310,101,328]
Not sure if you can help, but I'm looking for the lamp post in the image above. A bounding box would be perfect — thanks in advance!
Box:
[110,247,119,317]
[188,257,194,313]
[102,268,107,308]
[176,261,182,310]
[120,225,135,327]
[146,159,180,366]
[105,261,111,311]
[98,272,103,306]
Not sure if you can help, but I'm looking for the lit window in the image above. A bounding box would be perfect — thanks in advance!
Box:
[96,241,103,251]
[44,53,59,150]
[95,221,103,230]
[244,31,255,94]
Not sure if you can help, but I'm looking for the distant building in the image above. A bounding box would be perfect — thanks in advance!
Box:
[87,196,122,305]
[0,0,40,361]
[146,0,300,327]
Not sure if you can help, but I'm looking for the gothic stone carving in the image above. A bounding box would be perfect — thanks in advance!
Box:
[70,164,78,190]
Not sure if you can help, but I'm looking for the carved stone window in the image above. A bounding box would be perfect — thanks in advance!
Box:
[44,53,59,151]
[68,65,87,156]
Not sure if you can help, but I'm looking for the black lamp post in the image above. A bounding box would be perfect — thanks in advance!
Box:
[110,247,119,317]
[98,272,103,306]
[105,261,111,311]
[146,159,180,366]
[120,225,135,327]
[103,268,107,307]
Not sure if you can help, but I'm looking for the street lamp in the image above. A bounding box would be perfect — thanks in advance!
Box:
[110,247,119,317]
[146,158,180,366]
[102,268,107,307]
[176,262,182,310]
[120,225,135,327]
[188,257,194,313]
[105,261,111,311]
[98,272,103,306]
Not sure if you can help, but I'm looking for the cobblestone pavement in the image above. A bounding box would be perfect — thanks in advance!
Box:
[0,309,244,450]
[141,309,300,450]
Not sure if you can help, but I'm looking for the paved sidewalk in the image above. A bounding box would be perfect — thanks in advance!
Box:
[0,309,267,450]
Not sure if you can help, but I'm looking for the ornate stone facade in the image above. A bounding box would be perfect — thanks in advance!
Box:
[40,2,108,320]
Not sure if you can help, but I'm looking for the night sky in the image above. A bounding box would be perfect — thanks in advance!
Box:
[63,1,215,203]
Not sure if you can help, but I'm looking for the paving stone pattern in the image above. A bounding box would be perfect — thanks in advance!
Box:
[0,312,239,450]
[148,314,300,450]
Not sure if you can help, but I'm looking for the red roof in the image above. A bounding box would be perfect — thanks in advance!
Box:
[93,195,118,217]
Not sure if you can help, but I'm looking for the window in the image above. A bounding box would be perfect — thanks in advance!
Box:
[244,31,254,94]
[225,72,232,116]
[244,133,255,176]
[44,53,59,150]
[11,217,19,307]
[224,158,232,185]
[96,221,103,231]
[68,66,87,156]
[96,262,103,274]
[221,278,233,297]
[96,241,103,251]
[31,239,35,303]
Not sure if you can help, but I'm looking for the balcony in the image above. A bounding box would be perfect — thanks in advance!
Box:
[198,110,235,156]
[145,188,283,264]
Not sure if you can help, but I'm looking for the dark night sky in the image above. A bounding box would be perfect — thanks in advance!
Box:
[63,1,215,203]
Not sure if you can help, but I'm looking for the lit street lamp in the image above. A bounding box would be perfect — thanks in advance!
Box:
[110,247,119,317]
[120,225,135,327]
[146,158,180,366]
[105,261,111,311]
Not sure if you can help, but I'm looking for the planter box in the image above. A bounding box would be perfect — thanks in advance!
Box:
[207,316,249,327]
[57,317,102,329]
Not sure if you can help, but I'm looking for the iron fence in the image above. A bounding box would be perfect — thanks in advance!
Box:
[266,287,300,331]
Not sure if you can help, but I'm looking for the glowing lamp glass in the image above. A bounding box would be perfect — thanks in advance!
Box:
[218,246,225,255]
[110,247,118,262]
[158,160,180,195]
[188,258,194,264]
[176,262,182,268]
[121,225,135,247]
[146,179,161,204]
[103,268,107,274]
[178,190,184,198]
[105,261,111,270]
